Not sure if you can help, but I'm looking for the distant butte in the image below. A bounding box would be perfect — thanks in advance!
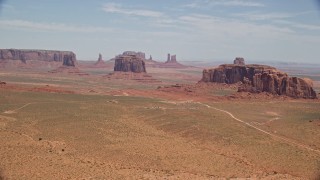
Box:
[114,52,146,73]
[105,51,160,83]
[94,53,107,67]
[154,53,187,68]
[201,58,317,99]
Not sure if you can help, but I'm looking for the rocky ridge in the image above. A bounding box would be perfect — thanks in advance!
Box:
[0,49,77,66]
[201,63,317,99]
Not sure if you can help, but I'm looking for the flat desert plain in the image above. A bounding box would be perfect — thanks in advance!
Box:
[0,64,320,179]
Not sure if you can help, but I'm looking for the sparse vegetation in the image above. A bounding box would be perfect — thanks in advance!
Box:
[0,65,319,179]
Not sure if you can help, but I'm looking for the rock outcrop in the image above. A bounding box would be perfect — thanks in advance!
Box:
[201,64,317,99]
[159,53,186,68]
[114,54,146,73]
[0,49,77,66]
[94,53,107,67]
[166,53,177,63]
[122,51,146,59]
[62,54,76,66]
[234,57,245,65]
[98,53,103,62]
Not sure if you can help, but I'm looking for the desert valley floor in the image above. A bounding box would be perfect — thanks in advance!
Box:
[0,63,320,179]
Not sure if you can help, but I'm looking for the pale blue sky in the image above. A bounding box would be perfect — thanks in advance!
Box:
[0,0,320,63]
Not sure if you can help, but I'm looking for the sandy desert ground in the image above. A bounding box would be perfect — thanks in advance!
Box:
[0,63,320,179]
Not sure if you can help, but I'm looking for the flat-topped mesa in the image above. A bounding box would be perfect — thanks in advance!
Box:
[234,57,245,65]
[122,51,146,60]
[114,54,146,73]
[0,49,77,66]
[201,63,317,99]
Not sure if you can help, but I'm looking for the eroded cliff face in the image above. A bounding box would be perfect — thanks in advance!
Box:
[0,49,77,66]
[62,54,76,67]
[201,64,317,99]
[114,55,146,73]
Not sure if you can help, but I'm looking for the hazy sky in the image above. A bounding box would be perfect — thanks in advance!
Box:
[0,0,320,63]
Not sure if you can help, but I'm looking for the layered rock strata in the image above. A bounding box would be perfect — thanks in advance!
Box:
[0,49,77,66]
[201,64,317,99]
[114,55,146,73]
[62,54,76,66]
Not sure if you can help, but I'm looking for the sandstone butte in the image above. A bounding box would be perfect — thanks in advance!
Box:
[0,49,77,67]
[201,64,317,99]
[114,54,146,73]
[157,53,187,68]
[94,53,107,67]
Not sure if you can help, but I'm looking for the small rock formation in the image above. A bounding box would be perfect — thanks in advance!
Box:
[159,53,186,68]
[234,57,245,65]
[149,55,152,60]
[166,53,171,63]
[166,53,177,63]
[201,62,317,99]
[94,53,107,67]
[0,49,77,65]
[114,54,146,73]
[98,53,103,62]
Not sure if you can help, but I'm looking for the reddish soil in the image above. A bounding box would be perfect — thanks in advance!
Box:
[0,66,319,179]
[108,82,307,103]
[0,83,75,94]
[104,72,161,83]
[49,66,89,76]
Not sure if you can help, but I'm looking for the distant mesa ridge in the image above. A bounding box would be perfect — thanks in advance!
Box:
[201,58,317,99]
[0,48,77,66]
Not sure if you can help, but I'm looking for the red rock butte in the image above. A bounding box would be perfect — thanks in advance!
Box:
[201,63,317,99]
[114,54,146,73]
